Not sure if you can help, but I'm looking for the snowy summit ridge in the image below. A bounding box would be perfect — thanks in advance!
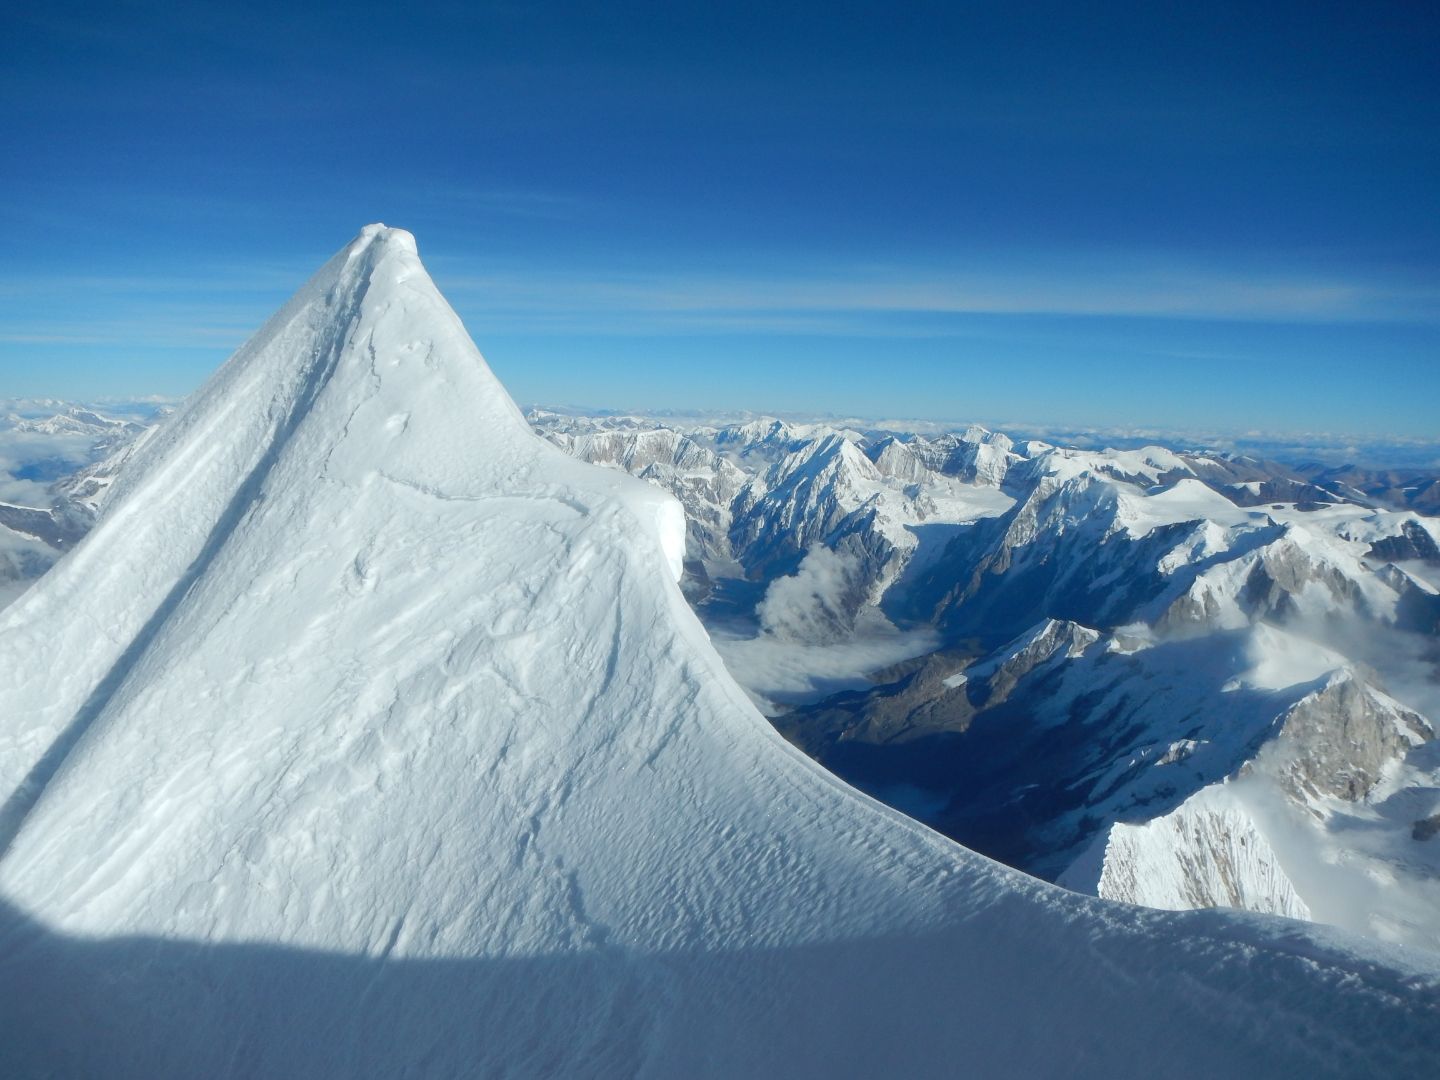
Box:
[0,226,1436,1078]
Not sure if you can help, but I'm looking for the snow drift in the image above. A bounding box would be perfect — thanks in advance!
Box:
[0,226,1436,1078]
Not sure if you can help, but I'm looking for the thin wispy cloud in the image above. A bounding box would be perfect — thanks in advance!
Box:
[5,2,1436,433]
[1,251,1432,358]
[438,262,1438,329]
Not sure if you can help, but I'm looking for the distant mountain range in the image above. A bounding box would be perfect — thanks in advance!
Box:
[0,404,166,607]
[531,407,1440,949]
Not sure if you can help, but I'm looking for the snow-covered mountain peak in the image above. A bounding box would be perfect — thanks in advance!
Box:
[865,435,936,484]
[0,223,689,815]
[1059,784,1313,920]
[904,426,1018,485]
[3,232,1439,1075]
[355,220,414,247]
[1267,672,1433,803]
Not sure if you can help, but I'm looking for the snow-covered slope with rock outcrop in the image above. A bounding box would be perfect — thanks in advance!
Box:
[1059,784,1312,919]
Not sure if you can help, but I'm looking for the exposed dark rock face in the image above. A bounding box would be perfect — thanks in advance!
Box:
[1295,464,1440,514]
[1270,675,1433,802]
[1368,520,1440,565]
[0,502,91,551]
[1238,538,1367,622]
[774,647,980,752]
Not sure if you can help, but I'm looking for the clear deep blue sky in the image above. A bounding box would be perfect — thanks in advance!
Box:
[2,1,1437,434]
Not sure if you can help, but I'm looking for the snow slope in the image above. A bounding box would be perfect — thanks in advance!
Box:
[1061,784,1312,919]
[0,226,1436,1078]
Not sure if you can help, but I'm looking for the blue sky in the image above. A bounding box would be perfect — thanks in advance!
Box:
[2,1,1437,435]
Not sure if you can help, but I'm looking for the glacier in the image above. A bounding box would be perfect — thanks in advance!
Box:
[0,226,1437,1077]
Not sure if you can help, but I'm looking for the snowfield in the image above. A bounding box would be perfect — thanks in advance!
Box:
[0,226,1437,1078]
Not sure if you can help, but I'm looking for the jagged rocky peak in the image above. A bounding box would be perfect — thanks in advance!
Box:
[967,618,1102,707]
[549,425,704,471]
[978,617,1103,671]
[715,415,796,445]
[710,415,858,465]
[1060,786,1311,920]
[1368,518,1440,564]
[1249,528,1365,604]
[907,425,1017,485]
[865,435,934,484]
[729,435,885,561]
[772,431,881,484]
[1266,672,1433,802]
[939,471,1124,596]
[1155,523,1396,634]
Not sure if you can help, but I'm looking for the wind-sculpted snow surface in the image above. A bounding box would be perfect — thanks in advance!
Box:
[1,227,1438,1078]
